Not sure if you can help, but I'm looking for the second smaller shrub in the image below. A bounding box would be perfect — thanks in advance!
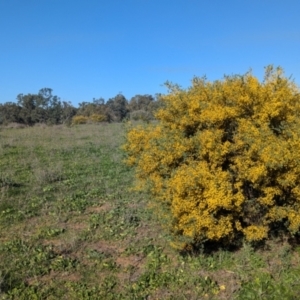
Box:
[72,115,89,125]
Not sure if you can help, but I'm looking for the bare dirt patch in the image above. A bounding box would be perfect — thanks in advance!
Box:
[26,271,81,287]
[85,203,112,214]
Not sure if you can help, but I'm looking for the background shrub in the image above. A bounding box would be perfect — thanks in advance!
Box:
[123,66,300,250]
[129,110,152,122]
[72,114,107,125]
[72,115,89,125]
[89,113,107,123]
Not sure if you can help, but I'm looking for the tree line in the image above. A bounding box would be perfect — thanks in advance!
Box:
[0,88,163,126]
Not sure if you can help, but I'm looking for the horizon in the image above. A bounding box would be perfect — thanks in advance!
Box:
[1,0,300,106]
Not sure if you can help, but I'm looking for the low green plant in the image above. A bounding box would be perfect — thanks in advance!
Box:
[1,122,300,299]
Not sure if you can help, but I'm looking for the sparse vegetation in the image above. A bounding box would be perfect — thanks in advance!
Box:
[0,121,300,299]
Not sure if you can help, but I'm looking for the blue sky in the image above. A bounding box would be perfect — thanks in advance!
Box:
[1,0,299,106]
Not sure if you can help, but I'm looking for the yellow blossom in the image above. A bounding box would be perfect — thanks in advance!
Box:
[123,66,300,250]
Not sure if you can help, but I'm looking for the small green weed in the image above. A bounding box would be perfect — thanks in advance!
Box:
[1,123,300,299]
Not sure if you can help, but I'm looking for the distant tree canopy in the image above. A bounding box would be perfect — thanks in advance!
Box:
[77,98,105,116]
[0,102,22,124]
[0,88,162,126]
[127,94,164,121]
[0,88,77,126]
[106,94,128,122]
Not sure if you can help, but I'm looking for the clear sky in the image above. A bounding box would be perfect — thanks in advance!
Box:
[1,0,299,106]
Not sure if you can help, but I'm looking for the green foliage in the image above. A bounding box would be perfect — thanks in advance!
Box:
[0,102,22,125]
[106,94,128,122]
[76,98,106,119]
[16,88,72,125]
[2,123,300,299]
[123,66,300,250]
[127,94,164,122]
[129,109,152,122]
[237,270,300,299]
[128,94,155,112]
[0,88,77,126]
[0,90,165,127]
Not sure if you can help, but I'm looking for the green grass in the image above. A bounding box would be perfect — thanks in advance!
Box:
[1,123,300,299]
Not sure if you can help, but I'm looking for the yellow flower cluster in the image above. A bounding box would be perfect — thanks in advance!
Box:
[72,114,107,125]
[123,66,300,249]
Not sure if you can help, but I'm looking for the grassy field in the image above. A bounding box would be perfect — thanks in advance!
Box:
[1,123,300,299]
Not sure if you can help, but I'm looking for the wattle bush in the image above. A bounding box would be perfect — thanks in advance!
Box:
[72,115,89,125]
[72,114,107,125]
[123,66,300,250]
[89,113,107,123]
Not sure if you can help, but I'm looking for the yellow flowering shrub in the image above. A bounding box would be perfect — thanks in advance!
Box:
[89,113,107,123]
[72,114,107,125]
[72,115,89,125]
[123,66,300,249]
